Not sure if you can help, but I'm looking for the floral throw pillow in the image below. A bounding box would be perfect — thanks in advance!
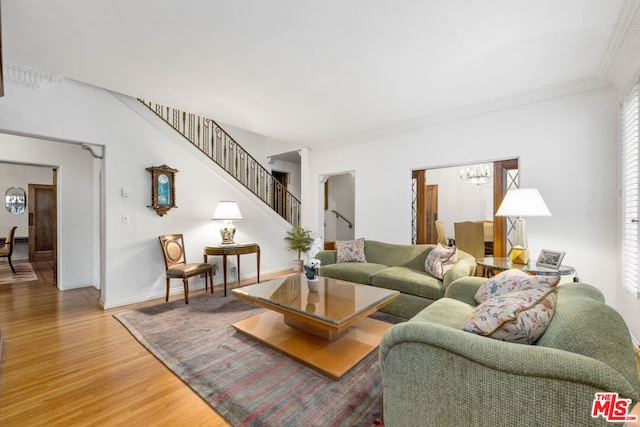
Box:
[474,268,560,304]
[463,287,558,344]
[336,238,367,263]
[424,243,458,280]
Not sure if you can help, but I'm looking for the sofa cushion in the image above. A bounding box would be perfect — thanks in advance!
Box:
[412,297,474,329]
[362,240,431,269]
[371,266,444,300]
[336,238,367,263]
[474,268,560,303]
[463,287,558,344]
[319,262,387,285]
[424,243,458,280]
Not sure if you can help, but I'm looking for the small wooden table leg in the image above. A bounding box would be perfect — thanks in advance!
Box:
[222,254,228,296]
[256,247,260,283]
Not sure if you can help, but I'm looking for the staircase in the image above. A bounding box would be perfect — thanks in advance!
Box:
[139,100,300,226]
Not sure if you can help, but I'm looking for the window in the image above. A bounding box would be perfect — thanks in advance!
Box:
[621,81,639,297]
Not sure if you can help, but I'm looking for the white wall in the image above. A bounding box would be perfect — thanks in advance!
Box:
[0,163,54,238]
[0,79,295,307]
[304,89,638,338]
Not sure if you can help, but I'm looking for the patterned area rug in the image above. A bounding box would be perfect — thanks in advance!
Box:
[115,293,403,426]
[0,261,38,285]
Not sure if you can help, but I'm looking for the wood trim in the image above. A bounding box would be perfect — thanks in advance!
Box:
[412,170,427,244]
[493,159,519,257]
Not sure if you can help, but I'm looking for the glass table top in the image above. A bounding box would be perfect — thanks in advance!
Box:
[476,257,575,276]
[232,274,399,326]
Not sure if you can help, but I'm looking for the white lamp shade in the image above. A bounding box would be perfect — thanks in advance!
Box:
[212,201,243,220]
[496,188,551,217]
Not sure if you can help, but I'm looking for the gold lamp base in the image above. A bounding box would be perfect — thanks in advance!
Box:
[511,247,530,264]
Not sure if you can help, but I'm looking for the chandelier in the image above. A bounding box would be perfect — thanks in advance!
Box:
[459,164,492,185]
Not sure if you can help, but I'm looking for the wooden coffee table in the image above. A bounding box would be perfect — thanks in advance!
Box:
[232,274,400,379]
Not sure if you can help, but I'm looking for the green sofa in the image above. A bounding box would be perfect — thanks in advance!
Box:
[316,240,477,318]
[379,277,640,426]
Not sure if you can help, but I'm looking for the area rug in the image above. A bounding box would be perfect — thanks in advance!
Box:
[114,292,403,426]
[0,261,38,285]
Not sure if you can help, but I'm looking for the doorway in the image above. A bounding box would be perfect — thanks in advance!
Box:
[411,170,438,244]
[28,181,57,284]
[411,158,519,256]
[323,173,355,246]
[272,170,288,221]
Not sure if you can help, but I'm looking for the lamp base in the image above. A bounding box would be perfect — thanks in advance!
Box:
[220,222,236,245]
[511,247,530,264]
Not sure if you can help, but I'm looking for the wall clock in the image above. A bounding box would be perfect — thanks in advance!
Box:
[146,165,178,216]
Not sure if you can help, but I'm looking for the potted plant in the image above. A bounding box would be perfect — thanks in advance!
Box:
[284,225,314,272]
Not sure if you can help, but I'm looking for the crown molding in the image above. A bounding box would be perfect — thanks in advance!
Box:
[324,76,611,148]
[4,61,63,89]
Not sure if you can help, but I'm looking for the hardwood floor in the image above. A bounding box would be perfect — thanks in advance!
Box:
[0,261,292,426]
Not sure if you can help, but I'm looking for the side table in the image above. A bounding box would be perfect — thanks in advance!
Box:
[476,257,577,282]
[204,243,260,296]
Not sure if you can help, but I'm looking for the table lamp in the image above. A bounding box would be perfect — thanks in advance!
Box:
[495,188,551,264]
[212,201,243,244]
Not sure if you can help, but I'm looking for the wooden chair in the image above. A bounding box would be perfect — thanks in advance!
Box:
[0,226,18,273]
[158,234,215,304]
[454,221,485,259]
[435,220,448,246]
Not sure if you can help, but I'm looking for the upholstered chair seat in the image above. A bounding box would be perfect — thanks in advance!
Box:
[159,234,215,304]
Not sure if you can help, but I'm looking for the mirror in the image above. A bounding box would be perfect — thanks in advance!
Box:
[5,187,26,214]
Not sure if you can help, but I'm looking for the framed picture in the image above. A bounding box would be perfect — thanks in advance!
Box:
[146,165,179,216]
[536,249,565,269]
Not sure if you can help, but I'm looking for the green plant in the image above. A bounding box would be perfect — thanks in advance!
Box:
[284,225,314,260]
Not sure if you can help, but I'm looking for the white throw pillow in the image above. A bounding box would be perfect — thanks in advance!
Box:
[424,243,458,280]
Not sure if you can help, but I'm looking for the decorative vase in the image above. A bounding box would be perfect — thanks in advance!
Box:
[293,259,304,272]
[307,280,319,292]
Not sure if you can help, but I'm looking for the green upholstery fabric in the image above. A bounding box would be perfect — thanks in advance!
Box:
[379,283,640,426]
[318,262,387,285]
[536,284,640,388]
[315,250,336,267]
[410,297,473,329]
[316,240,477,319]
[443,275,486,305]
[363,241,432,269]
[371,266,444,300]
[378,293,436,319]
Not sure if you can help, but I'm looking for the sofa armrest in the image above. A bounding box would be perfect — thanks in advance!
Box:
[442,251,476,289]
[316,250,337,266]
[380,321,640,426]
[443,276,486,305]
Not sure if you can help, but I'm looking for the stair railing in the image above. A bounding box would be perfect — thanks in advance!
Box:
[139,100,300,226]
[330,210,353,228]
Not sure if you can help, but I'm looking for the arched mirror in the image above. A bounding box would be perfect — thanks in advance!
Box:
[5,187,27,214]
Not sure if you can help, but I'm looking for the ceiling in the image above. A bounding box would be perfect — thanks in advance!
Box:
[2,0,633,147]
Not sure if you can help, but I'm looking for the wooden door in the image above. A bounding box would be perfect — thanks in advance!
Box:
[412,170,439,244]
[28,184,57,264]
[425,185,438,244]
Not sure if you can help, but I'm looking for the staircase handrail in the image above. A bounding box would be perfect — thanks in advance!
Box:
[139,100,300,226]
